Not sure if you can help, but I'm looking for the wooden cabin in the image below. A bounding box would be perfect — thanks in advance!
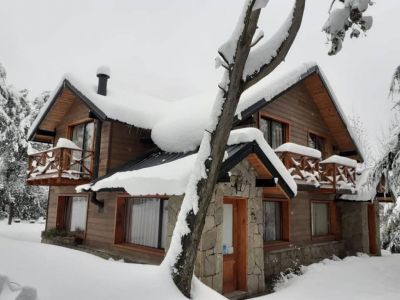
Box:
[27,64,386,298]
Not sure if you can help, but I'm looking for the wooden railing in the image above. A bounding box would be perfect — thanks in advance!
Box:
[27,147,94,185]
[320,162,356,191]
[276,151,356,192]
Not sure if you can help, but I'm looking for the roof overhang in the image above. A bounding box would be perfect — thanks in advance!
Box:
[236,65,364,162]
[28,79,107,143]
[82,141,295,199]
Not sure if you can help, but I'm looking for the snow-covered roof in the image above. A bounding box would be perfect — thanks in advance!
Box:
[78,128,297,198]
[29,62,363,160]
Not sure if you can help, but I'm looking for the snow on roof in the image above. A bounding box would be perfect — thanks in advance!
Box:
[275,142,322,159]
[320,155,357,168]
[78,128,297,197]
[29,62,362,158]
[28,72,169,139]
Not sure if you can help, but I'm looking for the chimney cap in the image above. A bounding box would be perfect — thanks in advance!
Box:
[96,65,111,78]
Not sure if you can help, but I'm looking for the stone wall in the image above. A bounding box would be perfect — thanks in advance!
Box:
[166,160,265,296]
[337,201,369,255]
[264,241,345,282]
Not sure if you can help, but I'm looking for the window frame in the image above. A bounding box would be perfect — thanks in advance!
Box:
[258,112,290,149]
[310,200,337,241]
[114,195,169,256]
[56,194,89,238]
[67,118,96,175]
[68,119,96,151]
[307,130,327,158]
[262,198,290,251]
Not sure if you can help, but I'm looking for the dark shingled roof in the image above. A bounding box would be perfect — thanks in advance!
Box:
[85,142,296,198]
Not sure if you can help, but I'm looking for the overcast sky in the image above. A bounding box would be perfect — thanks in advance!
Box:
[0,0,398,147]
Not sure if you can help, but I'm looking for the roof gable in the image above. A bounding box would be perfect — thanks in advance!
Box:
[237,65,364,162]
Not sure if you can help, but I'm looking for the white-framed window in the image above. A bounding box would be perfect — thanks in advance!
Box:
[125,198,168,249]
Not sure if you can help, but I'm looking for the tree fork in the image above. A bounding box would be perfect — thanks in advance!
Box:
[170,1,306,297]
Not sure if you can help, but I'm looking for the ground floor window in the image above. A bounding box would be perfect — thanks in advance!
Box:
[56,196,88,233]
[263,199,289,243]
[311,201,333,237]
[124,198,168,249]
[67,197,88,232]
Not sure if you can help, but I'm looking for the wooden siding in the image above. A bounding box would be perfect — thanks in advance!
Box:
[264,191,336,247]
[259,83,335,157]
[303,74,357,155]
[107,122,155,171]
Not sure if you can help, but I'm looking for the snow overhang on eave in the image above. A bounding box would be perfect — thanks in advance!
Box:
[28,79,108,142]
[80,141,296,199]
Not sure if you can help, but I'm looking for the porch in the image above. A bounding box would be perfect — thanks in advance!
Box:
[26,146,94,186]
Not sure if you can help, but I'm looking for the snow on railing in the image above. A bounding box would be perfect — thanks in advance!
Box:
[27,139,94,184]
[275,143,357,192]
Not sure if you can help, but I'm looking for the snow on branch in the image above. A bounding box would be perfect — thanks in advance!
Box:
[217,0,257,65]
[241,0,306,91]
[323,0,373,55]
[243,4,295,80]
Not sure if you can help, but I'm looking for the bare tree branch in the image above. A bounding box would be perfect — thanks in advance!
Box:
[242,0,306,91]
[250,29,264,47]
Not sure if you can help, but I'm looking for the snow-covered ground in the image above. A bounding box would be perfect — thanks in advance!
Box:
[0,219,44,243]
[0,220,400,300]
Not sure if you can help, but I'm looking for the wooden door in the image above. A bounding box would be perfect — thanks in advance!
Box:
[368,203,378,255]
[223,197,247,294]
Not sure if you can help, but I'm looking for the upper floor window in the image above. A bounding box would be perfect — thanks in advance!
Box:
[308,132,326,157]
[259,116,287,149]
[70,121,95,171]
[71,122,95,152]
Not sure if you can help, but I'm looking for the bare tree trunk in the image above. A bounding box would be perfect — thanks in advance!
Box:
[168,1,306,297]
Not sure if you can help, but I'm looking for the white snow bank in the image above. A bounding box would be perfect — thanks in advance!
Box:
[275,143,321,159]
[255,253,400,300]
[80,128,297,196]
[0,275,37,300]
[320,155,357,168]
[0,231,224,300]
[0,220,44,243]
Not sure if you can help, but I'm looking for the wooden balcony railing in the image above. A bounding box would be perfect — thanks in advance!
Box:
[275,146,357,193]
[27,147,94,186]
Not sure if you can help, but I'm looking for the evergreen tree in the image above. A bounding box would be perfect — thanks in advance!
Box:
[0,63,48,221]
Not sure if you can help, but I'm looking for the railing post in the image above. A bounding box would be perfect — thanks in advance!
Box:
[58,148,64,179]
[333,163,337,190]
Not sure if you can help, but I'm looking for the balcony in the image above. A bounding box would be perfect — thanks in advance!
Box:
[27,142,94,186]
[275,143,357,194]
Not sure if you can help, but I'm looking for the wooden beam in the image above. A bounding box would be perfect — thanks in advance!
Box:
[256,178,277,187]
[36,129,56,137]
[339,150,358,157]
